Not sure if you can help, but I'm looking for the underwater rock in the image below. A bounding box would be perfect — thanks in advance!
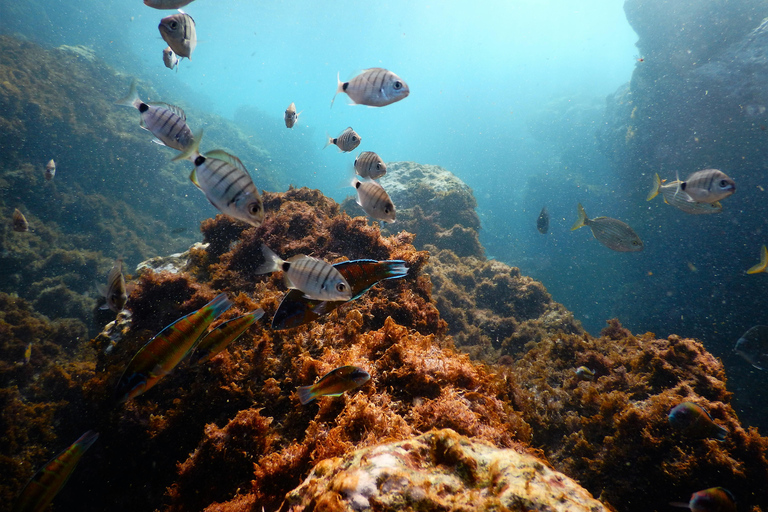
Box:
[135,243,208,275]
[286,428,608,512]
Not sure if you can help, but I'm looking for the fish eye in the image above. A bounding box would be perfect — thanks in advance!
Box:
[719,179,728,187]
[352,136,358,141]
[393,81,402,90]
[384,204,392,214]
[336,282,347,292]
[248,203,261,215]
[632,240,640,245]
[169,21,178,29]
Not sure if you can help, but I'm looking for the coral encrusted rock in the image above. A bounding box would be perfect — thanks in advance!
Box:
[286,428,608,512]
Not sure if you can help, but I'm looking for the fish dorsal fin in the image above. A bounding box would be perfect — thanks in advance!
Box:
[205,150,248,173]
[149,102,187,121]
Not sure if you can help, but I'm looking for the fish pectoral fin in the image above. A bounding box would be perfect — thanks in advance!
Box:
[189,168,201,188]
[151,138,167,146]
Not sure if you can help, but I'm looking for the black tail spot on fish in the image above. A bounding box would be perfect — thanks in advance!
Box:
[342,82,349,91]
[194,155,206,166]
[281,262,291,272]
[139,103,149,113]
[355,182,361,189]
[681,182,687,190]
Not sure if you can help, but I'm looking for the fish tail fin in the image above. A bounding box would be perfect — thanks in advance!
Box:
[297,385,316,405]
[205,292,234,320]
[714,424,728,442]
[747,245,768,274]
[380,260,409,280]
[323,133,334,150]
[116,78,142,108]
[173,129,203,162]
[331,72,343,108]
[255,244,282,275]
[647,173,661,201]
[571,203,588,231]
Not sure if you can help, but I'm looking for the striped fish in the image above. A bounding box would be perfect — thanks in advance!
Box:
[117,79,194,151]
[255,244,353,301]
[284,102,301,128]
[173,130,265,227]
[115,293,232,402]
[647,174,722,215]
[145,0,196,9]
[12,430,99,512]
[163,46,179,71]
[189,309,265,365]
[332,68,409,107]
[297,365,370,405]
[354,151,387,180]
[747,245,768,274]
[97,258,128,313]
[324,127,361,152]
[12,208,30,232]
[571,203,643,252]
[158,12,196,60]
[351,177,396,223]
[44,159,55,181]
[680,168,736,203]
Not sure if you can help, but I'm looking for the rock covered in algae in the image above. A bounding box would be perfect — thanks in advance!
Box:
[286,428,608,512]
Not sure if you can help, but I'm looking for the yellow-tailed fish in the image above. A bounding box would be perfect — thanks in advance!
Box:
[351,177,396,223]
[647,174,722,215]
[354,151,387,180]
[12,209,30,232]
[12,430,99,512]
[324,127,361,152]
[173,130,265,227]
[189,309,265,365]
[115,293,232,402]
[575,366,595,381]
[97,258,128,313]
[571,203,643,252]
[679,169,736,203]
[747,245,768,274]
[297,365,370,405]
[24,342,32,365]
[284,102,301,128]
[332,68,409,107]
[158,12,196,60]
[44,159,56,181]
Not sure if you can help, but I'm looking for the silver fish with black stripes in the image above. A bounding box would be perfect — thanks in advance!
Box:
[354,151,387,180]
[159,12,196,60]
[117,79,194,151]
[284,102,301,128]
[351,177,396,223]
[45,159,56,181]
[97,258,128,313]
[678,168,736,203]
[332,68,409,107]
[647,174,722,215]
[163,46,179,71]
[255,244,352,301]
[145,0,195,9]
[571,203,643,252]
[324,127,361,152]
[173,130,265,227]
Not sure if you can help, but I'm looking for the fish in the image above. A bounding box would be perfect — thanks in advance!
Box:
[272,259,408,330]
[332,68,409,107]
[114,293,232,402]
[117,79,195,151]
[12,209,30,232]
[747,245,768,274]
[668,402,727,441]
[670,487,736,512]
[44,159,56,181]
[324,127,361,152]
[173,130,265,227]
[646,174,723,215]
[97,258,128,313]
[159,12,196,60]
[575,366,595,381]
[12,430,99,512]
[144,0,196,9]
[189,309,265,366]
[24,342,32,365]
[255,244,353,302]
[297,365,370,405]
[571,203,643,252]
[678,169,736,203]
[284,102,301,128]
[733,325,768,370]
[163,46,179,71]
[354,151,387,180]
[351,177,396,223]
[537,206,549,234]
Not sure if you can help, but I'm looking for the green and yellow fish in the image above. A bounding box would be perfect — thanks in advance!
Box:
[297,365,370,405]
[189,309,264,366]
[115,293,232,402]
[13,430,99,512]
[747,245,767,274]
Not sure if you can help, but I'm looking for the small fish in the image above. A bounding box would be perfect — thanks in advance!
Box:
[158,12,196,60]
[670,487,736,512]
[284,102,301,128]
[332,68,409,107]
[668,402,727,441]
[12,209,29,232]
[115,293,232,402]
[354,151,387,180]
[297,365,370,405]
[747,245,768,274]
[97,258,128,313]
[255,244,352,302]
[24,342,32,365]
[189,309,265,366]
[144,0,195,9]
[571,203,643,252]
[162,46,179,71]
[575,366,595,381]
[117,79,195,151]
[537,206,549,234]
[678,169,736,203]
[324,127,361,152]
[12,430,99,512]
[647,174,723,215]
[272,259,408,330]
[351,177,396,223]
[44,159,56,181]
[173,130,265,227]
[733,325,768,370]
